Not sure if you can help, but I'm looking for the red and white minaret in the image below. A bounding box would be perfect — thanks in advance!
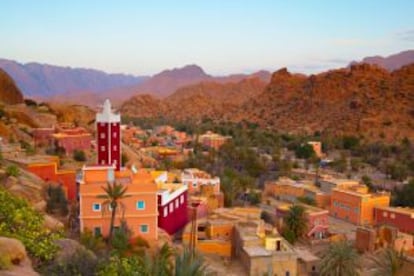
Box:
[96,99,121,170]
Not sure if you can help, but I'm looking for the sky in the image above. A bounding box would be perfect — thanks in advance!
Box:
[1,0,413,76]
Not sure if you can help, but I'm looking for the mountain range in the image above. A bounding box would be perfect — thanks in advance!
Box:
[0,59,148,99]
[0,50,412,105]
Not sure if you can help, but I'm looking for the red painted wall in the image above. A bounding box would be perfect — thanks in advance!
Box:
[27,163,76,201]
[374,208,414,234]
[158,192,188,234]
[97,122,109,166]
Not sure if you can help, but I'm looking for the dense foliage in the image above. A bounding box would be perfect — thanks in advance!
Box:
[46,185,69,216]
[0,188,61,262]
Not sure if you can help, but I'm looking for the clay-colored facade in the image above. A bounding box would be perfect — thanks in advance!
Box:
[79,166,158,240]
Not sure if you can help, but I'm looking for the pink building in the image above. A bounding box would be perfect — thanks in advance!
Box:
[276,203,329,239]
[374,206,414,234]
[96,99,121,171]
[52,127,92,156]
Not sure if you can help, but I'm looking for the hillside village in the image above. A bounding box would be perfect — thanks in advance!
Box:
[0,76,414,275]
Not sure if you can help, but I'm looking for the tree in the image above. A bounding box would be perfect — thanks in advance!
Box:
[295,144,316,160]
[46,184,69,216]
[392,179,414,207]
[73,150,86,162]
[283,204,307,244]
[369,247,404,276]
[320,241,360,276]
[174,246,208,276]
[97,182,130,241]
[297,196,316,206]
[5,165,19,177]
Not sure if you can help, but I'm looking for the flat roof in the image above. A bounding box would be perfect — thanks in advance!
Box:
[376,206,414,216]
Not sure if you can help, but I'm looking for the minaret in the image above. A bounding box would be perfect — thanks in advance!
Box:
[96,99,121,170]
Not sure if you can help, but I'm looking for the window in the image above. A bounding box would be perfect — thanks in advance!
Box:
[192,182,197,188]
[180,195,184,204]
[164,208,168,217]
[113,132,117,138]
[100,133,105,139]
[383,212,388,217]
[390,213,395,219]
[175,199,179,208]
[101,160,105,165]
[93,203,101,212]
[136,201,145,210]
[94,227,101,236]
[140,224,149,233]
[169,203,174,212]
[113,145,117,151]
[101,146,106,152]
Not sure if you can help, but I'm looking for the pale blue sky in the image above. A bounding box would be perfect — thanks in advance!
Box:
[1,0,413,75]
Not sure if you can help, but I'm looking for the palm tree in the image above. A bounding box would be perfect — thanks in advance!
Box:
[283,204,307,243]
[97,181,130,241]
[320,241,360,276]
[369,247,404,276]
[174,246,208,276]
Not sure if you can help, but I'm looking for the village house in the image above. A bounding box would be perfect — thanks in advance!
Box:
[198,131,231,150]
[150,170,189,235]
[263,177,330,208]
[374,206,414,234]
[355,224,413,253]
[275,203,329,240]
[181,168,221,195]
[330,185,390,225]
[79,165,158,240]
[307,141,323,158]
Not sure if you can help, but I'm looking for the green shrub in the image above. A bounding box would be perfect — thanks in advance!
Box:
[0,188,61,262]
[73,150,86,162]
[6,165,19,177]
[46,185,69,216]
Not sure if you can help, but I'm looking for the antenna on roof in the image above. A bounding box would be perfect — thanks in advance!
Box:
[131,164,137,174]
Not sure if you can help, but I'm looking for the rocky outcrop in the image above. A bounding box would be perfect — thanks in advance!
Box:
[0,69,24,104]
[0,237,38,276]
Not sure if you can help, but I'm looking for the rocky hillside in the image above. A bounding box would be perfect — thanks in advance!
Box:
[121,63,414,142]
[0,69,24,104]
[120,77,268,121]
[351,50,414,71]
[235,63,414,141]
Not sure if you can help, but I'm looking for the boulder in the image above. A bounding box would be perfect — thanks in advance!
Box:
[43,214,64,231]
[33,200,46,212]
[54,238,97,263]
[0,237,27,265]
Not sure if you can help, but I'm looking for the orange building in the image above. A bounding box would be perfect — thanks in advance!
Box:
[16,156,76,201]
[79,165,158,240]
[330,185,390,225]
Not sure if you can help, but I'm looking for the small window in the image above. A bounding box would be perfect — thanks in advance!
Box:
[169,203,174,212]
[101,160,105,165]
[175,199,179,208]
[100,133,105,139]
[383,212,388,217]
[136,201,145,210]
[390,213,395,219]
[140,224,149,233]
[94,227,101,236]
[101,146,106,152]
[93,203,101,212]
[180,195,184,204]
[192,182,197,188]
[113,132,117,138]
[164,208,168,217]
[113,145,117,151]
